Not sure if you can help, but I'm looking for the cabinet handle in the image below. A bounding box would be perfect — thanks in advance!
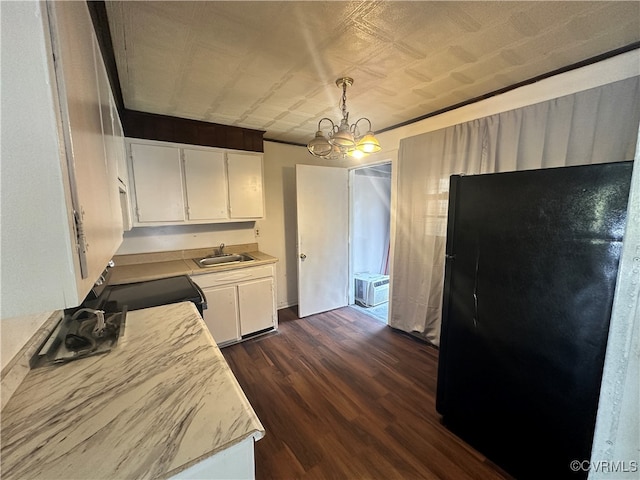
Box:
[299,253,306,259]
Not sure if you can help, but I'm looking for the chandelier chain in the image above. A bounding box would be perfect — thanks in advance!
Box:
[340,82,348,121]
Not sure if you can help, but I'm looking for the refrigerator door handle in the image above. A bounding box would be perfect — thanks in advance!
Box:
[473,248,480,327]
[473,292,479,327]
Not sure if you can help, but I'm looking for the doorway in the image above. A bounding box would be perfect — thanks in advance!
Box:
[349,162,392,323]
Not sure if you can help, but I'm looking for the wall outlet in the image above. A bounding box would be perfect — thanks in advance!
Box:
[255,228,260,237]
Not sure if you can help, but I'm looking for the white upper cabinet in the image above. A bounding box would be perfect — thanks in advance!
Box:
[227,153,265,219]
[129,143,185,223]
[1,1,124,318]
[183,149,228,221]
[94,39,123,235]
[95,48,131,232]
[127,139,264,226]
[97,69,131,231]
[110,98,128,187]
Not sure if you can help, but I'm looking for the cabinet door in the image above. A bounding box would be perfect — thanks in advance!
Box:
[94,39,123,234]
[238,278,275,336]
[202,285,240,345]
[227,153,264,218]
[130,143,185,223]
[111,97,128,187]
[183,149,228,220]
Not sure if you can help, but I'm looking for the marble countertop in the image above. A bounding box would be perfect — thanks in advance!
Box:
[109,249,277,285]
[0,302,264,480]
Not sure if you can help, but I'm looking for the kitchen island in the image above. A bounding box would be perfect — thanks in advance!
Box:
[0,302,264,479]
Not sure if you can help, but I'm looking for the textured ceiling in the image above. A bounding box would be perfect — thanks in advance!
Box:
[105,1,640,146]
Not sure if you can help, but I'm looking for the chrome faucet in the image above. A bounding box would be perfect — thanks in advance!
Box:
[217,243,225,256]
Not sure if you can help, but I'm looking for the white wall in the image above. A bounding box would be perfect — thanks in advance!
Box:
[352,170,391,275]
[589,132,640,478]
[115,222,256,255]
[252,143,301,309]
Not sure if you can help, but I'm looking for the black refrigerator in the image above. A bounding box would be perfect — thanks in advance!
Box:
[436,161,633,480]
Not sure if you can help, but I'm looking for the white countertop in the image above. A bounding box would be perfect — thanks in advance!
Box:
[0,302,264,480]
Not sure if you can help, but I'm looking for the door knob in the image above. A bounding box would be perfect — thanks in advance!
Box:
[299,253,307,259]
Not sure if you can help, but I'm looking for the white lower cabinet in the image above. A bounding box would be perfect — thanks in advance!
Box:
[238,278,275,336]
[203,285,239,345]
[192,265,277,346]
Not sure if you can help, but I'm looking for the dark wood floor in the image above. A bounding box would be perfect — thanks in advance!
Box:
[222,306,512,480]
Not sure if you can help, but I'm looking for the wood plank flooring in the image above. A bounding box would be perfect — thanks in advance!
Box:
[222,306,512,480]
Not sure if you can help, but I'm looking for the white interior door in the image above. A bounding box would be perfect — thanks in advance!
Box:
[296,164,349,317]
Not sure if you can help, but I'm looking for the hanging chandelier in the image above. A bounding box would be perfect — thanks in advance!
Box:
[307,77,381,159]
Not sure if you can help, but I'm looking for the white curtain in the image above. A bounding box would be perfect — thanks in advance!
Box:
[391,76,640,346]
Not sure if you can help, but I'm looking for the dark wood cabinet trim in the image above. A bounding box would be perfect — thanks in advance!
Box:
[122,110,265,153]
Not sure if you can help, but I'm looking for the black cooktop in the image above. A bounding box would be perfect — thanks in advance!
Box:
[99,275,206,312]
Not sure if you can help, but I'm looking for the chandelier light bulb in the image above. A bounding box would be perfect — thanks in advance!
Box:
[357,131,382,153]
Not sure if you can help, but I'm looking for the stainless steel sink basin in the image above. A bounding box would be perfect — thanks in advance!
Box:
[196,253,256,268]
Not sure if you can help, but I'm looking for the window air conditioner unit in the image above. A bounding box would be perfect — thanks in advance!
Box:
[354,273,389,307]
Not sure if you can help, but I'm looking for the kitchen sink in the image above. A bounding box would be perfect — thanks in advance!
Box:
[196,253,256,268]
